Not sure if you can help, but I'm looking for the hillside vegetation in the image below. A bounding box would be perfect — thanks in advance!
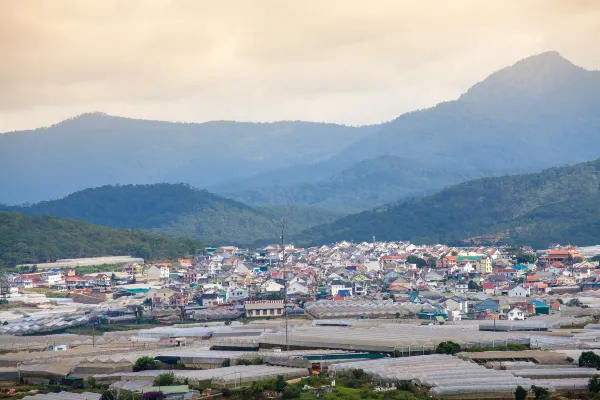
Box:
[296,157,600,247]
[4,184,343,245]
[0,211,203,267]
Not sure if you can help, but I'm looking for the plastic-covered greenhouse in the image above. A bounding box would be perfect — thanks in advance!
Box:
[259,323,531,352]
[94,365,308,388]
[330,354,592,399]
[304,300,427,319]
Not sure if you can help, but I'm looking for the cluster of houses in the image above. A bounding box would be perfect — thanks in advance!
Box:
[3,243,600,322]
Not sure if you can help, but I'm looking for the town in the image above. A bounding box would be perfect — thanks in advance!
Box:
[2,242,600,399]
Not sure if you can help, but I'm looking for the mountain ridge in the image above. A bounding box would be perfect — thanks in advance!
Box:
[2,51,600,209]
[294,157,600,248]
[2,183,343,245]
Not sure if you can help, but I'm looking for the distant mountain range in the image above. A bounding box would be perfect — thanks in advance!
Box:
[2,51,600,212]
[0,211,203,267]
[224,155,483,213]
[295,157,600,248]
[2,184,343,245]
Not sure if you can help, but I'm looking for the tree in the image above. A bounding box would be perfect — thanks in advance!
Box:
[579,351,600,369]
[85,376,97,389]
[530,385,549,400]
[468,280,481,291]
[589,376,600,393]
[516,253,536,264]
[435,341,461,355]
[154,372,175,387]
[221,358,231,367]
[592,254,600,262]
[406,255,426,268]
[514,385,528,400]
[133,356,158,372]
[567,298,583,307]
[111,273,118,284]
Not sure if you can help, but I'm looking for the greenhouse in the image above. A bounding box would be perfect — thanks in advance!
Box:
[330,354,592,399]
[259,323,532,352]
[304,300,428,319]
[93,365,309,388]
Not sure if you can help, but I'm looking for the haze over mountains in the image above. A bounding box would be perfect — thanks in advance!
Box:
[2,51,599,210]
[2,51,600,249]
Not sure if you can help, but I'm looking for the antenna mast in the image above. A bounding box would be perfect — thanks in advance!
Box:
[281,218,289,351]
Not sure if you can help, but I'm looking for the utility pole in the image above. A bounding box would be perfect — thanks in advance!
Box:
[281,218,289,352]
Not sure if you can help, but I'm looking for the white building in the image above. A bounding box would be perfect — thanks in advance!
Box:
[508,285,530,297]
[225,287,249,302]
[40,271,63,285]
[507,307,526,320]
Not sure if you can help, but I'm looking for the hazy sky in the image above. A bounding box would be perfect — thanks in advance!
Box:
[2,0,600,132]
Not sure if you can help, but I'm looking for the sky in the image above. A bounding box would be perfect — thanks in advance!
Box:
[2,0,600,132]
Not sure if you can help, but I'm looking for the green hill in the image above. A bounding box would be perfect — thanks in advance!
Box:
[4,184,343,245]
[296,158,600,248]
[0,211,203,267]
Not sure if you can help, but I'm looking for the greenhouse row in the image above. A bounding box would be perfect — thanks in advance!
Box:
[0,315,90,336]
[330,354,591,399]
[94,365,309,388]
[304,300,430,319]
[260,324,532,352]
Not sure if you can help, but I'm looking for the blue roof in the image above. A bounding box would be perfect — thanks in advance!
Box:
[528,299,548,306]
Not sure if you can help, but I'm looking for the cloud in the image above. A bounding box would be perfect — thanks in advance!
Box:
[1,0,599,131]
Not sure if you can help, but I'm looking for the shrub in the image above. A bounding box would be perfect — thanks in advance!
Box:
[514,385,528,400]
[435,341,461,355]
[154,372,175,386]
[580,351,600,369]
[590,376,600,393]
[221,358,231,367]
[134,356,158,372]
[85,376,97,389]
[530,385,549,400]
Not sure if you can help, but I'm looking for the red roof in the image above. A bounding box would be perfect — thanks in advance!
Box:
[482,283,495,289]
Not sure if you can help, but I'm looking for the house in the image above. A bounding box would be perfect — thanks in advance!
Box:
[330,280,353,297]
[168,292,188,307]
[287,281,309,295]
[244,300,284,317]
[201,293,224,307]
[14,275,35,288]
[508,285,530,297]
[482,283,496,295]
[475,298,500,313]
[65,276,84,288]
[507,307,526,321]
[262,280,284,293]
[225,287,248,302]
[40,270,63,285]
[454,280,469,293]
[528,299,550,315]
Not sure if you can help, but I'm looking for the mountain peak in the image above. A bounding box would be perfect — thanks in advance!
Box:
[459,51,591,105]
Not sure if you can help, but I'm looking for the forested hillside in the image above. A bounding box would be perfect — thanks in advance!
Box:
[3,184,342,245]
[296,157,600,247]
[0,211,203,267]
